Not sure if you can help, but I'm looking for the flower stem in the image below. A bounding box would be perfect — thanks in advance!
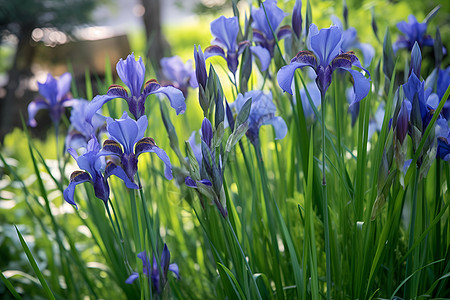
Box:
[321,94,331,300]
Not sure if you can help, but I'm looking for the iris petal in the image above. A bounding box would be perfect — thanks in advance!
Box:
[277,61,314,95]
[263,116,288,140]
[210,16,239,52]
[309,25,342,66]
[116,53,145,98]
[27,99,49,127]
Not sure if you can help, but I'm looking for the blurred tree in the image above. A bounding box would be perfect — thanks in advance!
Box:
[0,0,99,140]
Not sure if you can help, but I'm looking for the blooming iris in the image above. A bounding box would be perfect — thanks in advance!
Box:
[277,24,370,105]
[160,56,198,97]
[28,73,75,127]
[393,15,434,53]
[436,119,450,161]
[100,112,173,182]
[252,0,291,57]
[64,136,138,208]
[228,90,287,145]
[204,16,270,74]
[86,53,185,121]
[126,244,179,294]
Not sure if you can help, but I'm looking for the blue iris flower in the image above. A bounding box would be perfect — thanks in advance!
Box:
[228,90,287,145]
[252,0,291,57]
[64,136,138,208]
[291,0,302,40]
[100,112,173,182]
[126,244,180,294]
[28,73,76,127]
[160,56,198,97]
[86,53,186,121]
[204,16,270,74]
[436,119,450,161]
[277,24,370,105]
[393,15,434,53]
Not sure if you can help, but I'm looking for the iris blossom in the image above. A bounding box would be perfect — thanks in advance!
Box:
[65,99,106,150]
[28,73,75,127]
[160,56,198,97]
[204,16,270,74]
[86,53,185,121]
[252,0,291,57]
[101,112,173,182]
[126,244,179,294]
[229,90,287,145]
[436,119,450,161]
[64,136,138,208]
[393,15,434,53]
[277,24,370,106]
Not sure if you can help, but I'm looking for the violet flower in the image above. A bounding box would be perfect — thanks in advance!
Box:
[86,53,185,121]
[126,244,179,294]
[204,16,270,74]
[101,112,173,182]
[393,15,434,53]
[28,73,75,127]
[228,90,287,145]
[252,0,291,57]
[292,0,302,40]
[277,24,370,105]
[436,119,450,161]
[64,136,138,208]
[160,56,198,97]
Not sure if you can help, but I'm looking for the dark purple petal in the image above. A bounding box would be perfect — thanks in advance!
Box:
[125,272,139,284]
[101,139,123,156]
[198,179,212,186]
[210,16,239,52]
[309,24,343,66]
[160,244,170,277]
[27,99,49,127]
[204,45,226,60]
[331,51,355,70]
[292,0,302,39]
[92,176,110,204]
[107,84,129,99]
[345,68,371,104]
[277,25,292,41]
[250,46,271,72]
[185,176,197,188]
[396,101,409,144]
[116,53,145,98]
[201,118,213,148]
[194,45,207,90]
[63,171,91,208]
[104,161,139,189]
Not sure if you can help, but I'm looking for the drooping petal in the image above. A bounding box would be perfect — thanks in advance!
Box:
[125,272,139,284]
[85,94,117,124]
[250,46,271,72]
[63,171,91,208]
[135,138,173,180]
[27,99,49,127]
[210,16,239,52]
[101,139,123,157]
[168,263,180,279]
[104,161,139,189]
[144,81,186,115]
[204,45,226,61]
[345,68,371,104]
[263,116,288,140]
[277,59,315,95]
[116,53,145,98]
[252,0,287,40]
[309,25,343,66]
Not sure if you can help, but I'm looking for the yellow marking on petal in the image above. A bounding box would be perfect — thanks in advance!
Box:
[144,79,158,89]
[70,171,86,182]
[136,137,156,147]
[108,84,127,92]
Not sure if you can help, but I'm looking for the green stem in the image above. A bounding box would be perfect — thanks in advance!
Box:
[405,169,419,299]
[321,94,331,300]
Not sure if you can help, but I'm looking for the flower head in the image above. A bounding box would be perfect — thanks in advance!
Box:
[28,73,75,127]
[393,15,434,53]
[86,53,185,121]
[204,16,270,74]
[160,56,198,97]
[229,90,287,145]
[436,119,450,161]
[64,136,138,208]
[277,24,370,105]
[252,0,290,57]
[101,112,173,182]
[126,244,179,294]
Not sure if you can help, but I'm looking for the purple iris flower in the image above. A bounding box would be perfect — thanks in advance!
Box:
[64,136,138,208]
[126,244,179,294]
[65,99,106,150]
[100,112,173,182]
[436,119,450,161]
[204,16,270,74]
[393,15,434,53]
[160,56,198,97]
[277,24,370,105]
[426,66,450,120]
[28,72,76,127]
[228,90,287,145]
[86,53,185,121]
[292,0,302,40]
[331,16,375,66]
[194,45,207,91]
[252,0,291,57]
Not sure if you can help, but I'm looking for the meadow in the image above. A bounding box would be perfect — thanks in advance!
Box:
[0,0,449,299]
